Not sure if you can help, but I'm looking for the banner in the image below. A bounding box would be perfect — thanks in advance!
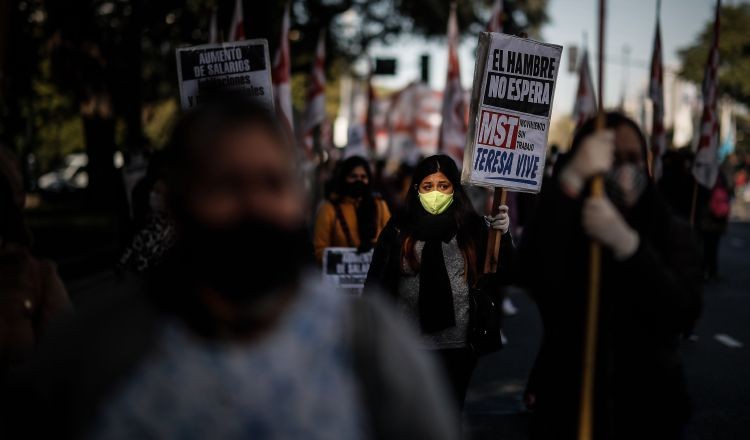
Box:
[462,33,562,193]
[175,40,274,110]
[322,247,373,291]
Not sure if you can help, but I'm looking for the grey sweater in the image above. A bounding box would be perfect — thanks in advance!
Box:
[396,238,470,349]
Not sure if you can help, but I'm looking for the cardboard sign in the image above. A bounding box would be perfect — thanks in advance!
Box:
[462,33,562,193]
[322,247,373,290]
[175,39,274,110]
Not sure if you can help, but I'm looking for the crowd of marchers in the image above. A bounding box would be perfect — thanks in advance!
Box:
[1,95,739,440]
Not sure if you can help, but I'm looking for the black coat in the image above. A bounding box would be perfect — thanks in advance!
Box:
[365,212,517,299]
[520,179,702,440]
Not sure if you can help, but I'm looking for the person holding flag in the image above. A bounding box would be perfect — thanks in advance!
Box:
[521,112,702,439]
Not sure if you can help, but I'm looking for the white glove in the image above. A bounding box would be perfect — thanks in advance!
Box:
[582,196,640,260]
[485,204,510,234]
[560,130,615,196]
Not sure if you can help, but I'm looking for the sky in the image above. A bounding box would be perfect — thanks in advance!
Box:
[369,0,724,119]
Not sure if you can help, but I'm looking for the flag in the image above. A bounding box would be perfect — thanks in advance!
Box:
[487,0,504,33]
[365,75,378,152]
[228,0,244,42]
[572,50,597,128]
[209,5,219,43]
[438,2,467,167]
[303,31,326,158]
[692,0,721,188]
[272,2,294,140]
[649,12,666,180]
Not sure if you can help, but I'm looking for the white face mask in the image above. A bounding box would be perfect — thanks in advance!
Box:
[605,163,648,208]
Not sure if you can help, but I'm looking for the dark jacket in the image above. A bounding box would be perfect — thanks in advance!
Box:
[365,212,517,299]
[521,179,702,440]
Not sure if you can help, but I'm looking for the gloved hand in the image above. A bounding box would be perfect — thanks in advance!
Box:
[582,196,640,260]
[484,204,510,234]
[560,130,615,196]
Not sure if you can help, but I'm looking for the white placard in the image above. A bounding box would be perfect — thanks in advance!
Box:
[462,33,563,194]
[322,247,373,290]
[175,39,274,110]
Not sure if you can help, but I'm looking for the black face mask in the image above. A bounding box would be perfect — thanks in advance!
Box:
[179,218,311,302]
[343,180,369,198]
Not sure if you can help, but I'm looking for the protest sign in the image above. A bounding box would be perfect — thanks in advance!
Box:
[461,33,562,193]
[322,247,373,292]
[175,39,273,110]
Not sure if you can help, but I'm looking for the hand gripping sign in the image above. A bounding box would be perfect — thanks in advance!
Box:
[175,39,274,111]
[461,33,562,194]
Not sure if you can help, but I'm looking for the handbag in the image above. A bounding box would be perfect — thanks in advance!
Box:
[467,279,504,356]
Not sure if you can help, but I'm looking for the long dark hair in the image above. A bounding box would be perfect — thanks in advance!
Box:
[335,156,377,251]
[397,154,483,284]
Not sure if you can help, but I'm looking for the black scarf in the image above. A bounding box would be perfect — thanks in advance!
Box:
[412,208,457,333]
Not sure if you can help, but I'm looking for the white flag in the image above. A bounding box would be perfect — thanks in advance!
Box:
[438,2,467,167]
[272,2,294,139]
[228,0,244,42]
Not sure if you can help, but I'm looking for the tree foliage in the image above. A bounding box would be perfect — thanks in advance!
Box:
[678,4,750,104]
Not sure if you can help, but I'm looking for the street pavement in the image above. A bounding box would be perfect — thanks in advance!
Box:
[466,220,750,439]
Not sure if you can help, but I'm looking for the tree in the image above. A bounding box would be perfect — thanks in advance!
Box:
[678,3,750,104]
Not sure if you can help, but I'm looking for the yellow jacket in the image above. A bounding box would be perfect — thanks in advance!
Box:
[313,196,391,264]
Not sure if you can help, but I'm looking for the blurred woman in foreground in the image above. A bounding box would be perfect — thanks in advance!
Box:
[521,112,702,439]
[2,98,457,440]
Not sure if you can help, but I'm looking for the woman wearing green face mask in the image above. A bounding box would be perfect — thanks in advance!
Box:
[365,154,517,410]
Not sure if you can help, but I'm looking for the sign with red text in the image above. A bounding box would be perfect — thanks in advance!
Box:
[176,39,274,110]
[462,33,562,193]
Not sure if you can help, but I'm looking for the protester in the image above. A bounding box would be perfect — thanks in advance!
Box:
[521,112,702,439]
[365,154,516,410]
[1,98,458,440]
[118,152,176,274]
[0,147,71,375]
[701,171,731,280]
[313,155,391,263]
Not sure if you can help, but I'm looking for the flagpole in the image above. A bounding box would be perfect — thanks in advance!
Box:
[579,0,605,439]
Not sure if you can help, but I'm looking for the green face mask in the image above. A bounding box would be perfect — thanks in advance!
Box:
[418,190,454,215]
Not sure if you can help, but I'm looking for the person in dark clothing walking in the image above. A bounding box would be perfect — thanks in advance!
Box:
[1,98,458,440]
[365,154,516,410]
[521,112,703,439]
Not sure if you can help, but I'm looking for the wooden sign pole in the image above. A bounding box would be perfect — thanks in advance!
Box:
[483,187,507,274]
[578,0,606,439]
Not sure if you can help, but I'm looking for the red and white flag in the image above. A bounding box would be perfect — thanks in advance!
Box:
[438,2,468,167]
[649,13,666,180]
[228,0,244,42]
[272,2,294,140]
[487,0,504,33]
[572,50,597,128]
[209,5,219,43]
[692,0,721,188]
[302,31,326,157]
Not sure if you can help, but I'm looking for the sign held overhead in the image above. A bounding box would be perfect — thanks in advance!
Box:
[175,39,274,110]
[462,33,562,193]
